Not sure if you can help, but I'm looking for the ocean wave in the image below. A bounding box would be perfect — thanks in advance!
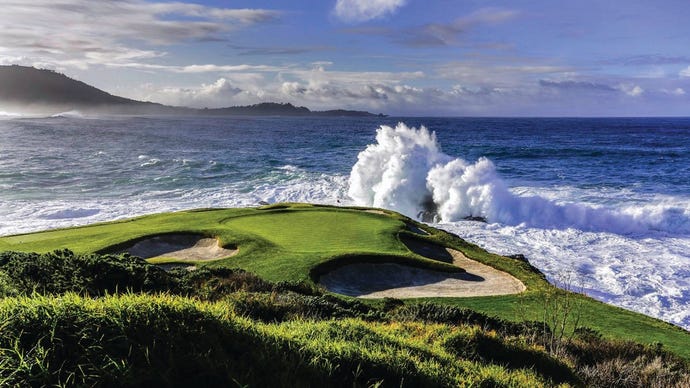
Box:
[348,123,690,235]
[439,220,690,329]
[39,208,100,220]
[50,110,85,118]
[0,111,22,118]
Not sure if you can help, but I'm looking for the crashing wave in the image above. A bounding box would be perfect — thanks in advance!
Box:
[348,123,690,235]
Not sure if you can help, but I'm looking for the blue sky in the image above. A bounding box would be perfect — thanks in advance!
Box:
[2,0,690,116]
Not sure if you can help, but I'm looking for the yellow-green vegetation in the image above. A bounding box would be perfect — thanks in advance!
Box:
[0,203,689,386]
[0,248,688,386]
[0,293,566,387]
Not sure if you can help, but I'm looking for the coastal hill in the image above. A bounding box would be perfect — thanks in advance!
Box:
[0,65,173,114]
[0,65,385,117]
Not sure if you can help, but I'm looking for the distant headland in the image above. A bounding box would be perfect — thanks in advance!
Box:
[0,65,386,117]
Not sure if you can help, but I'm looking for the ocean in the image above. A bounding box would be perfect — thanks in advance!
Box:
[1,113,689,329]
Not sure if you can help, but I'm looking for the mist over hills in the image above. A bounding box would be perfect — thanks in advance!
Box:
[0,65,384,117]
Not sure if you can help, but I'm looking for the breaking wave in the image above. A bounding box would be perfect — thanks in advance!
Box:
[348,123,690,235]
[51,110,85,118]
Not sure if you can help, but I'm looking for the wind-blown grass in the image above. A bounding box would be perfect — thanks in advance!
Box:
[0,203,688,362]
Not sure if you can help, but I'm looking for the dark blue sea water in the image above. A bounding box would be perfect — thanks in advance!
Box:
[1,113,689,328]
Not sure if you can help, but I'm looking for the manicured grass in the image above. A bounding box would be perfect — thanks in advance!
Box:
[1,203,688,360]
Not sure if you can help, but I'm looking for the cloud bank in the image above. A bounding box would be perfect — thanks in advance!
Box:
[0,0,280,69]
[334,0,407,22]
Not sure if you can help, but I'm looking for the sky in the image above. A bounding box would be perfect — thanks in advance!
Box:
[1,0,690,116]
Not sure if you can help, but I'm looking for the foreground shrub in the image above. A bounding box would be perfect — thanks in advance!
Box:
[389,302,542,337]
[0,250,171,295]
[444,328,579,385]
[170,267,274,299]
[230,292,383,322]
[566,329,690,387]
[0,294,549,387]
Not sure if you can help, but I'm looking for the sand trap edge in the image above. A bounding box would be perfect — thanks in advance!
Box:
[107,233,238,262]
[317,238,526,299]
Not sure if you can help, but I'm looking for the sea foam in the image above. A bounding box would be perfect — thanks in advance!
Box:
[349,123,690,236]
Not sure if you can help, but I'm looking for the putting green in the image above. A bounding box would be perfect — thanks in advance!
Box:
[221,210,406,253]
[0,204,454,280]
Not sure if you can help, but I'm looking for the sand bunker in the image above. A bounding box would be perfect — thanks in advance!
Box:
[319,239,525,298]
[406,223,429,235]
[120,234,237,261]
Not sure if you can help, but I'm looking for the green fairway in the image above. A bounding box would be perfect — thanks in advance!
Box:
[0,203,688,360]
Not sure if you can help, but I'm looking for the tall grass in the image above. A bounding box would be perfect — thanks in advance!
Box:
[0,293,556,387]
[1,290,687,387]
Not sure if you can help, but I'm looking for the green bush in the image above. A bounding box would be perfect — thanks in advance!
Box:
[444,329,579,385]
[170,267,274,299]
[389,302,542,337]
[0,250,171,295]
[230,292,383,323]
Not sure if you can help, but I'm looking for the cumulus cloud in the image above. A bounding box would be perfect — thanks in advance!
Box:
[0,0,280,69]
[619,84,644,97]
[680,66,690,77]
[135,64,431,111]
[127,58,683,116]
[334,0,406,23]
[142,78,259,107]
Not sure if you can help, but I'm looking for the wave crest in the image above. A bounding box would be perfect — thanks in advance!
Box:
[348,123,689,235]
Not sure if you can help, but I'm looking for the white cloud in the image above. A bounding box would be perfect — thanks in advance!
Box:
[619,84,644,97]
[680,66,690,77]
[142,78,258,107]
[661,87,686,96]
[135,65,430,110]
[334,0,406,22]
[0,1,280,69]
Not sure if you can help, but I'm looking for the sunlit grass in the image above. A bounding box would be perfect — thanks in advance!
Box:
[1,203,688,361]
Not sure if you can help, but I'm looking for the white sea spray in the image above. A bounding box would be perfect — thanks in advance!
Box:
[349,122,690,235]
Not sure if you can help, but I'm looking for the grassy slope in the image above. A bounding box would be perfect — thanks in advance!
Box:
[1,203,688,359]
[0,293,558,387]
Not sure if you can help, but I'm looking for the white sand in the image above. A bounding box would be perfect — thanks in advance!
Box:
[121,234,237,261]
[319,247,525,298]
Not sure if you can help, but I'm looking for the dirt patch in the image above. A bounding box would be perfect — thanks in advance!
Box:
[363,209,386,215]
[319,238,525,298]
[119,234,237,261]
